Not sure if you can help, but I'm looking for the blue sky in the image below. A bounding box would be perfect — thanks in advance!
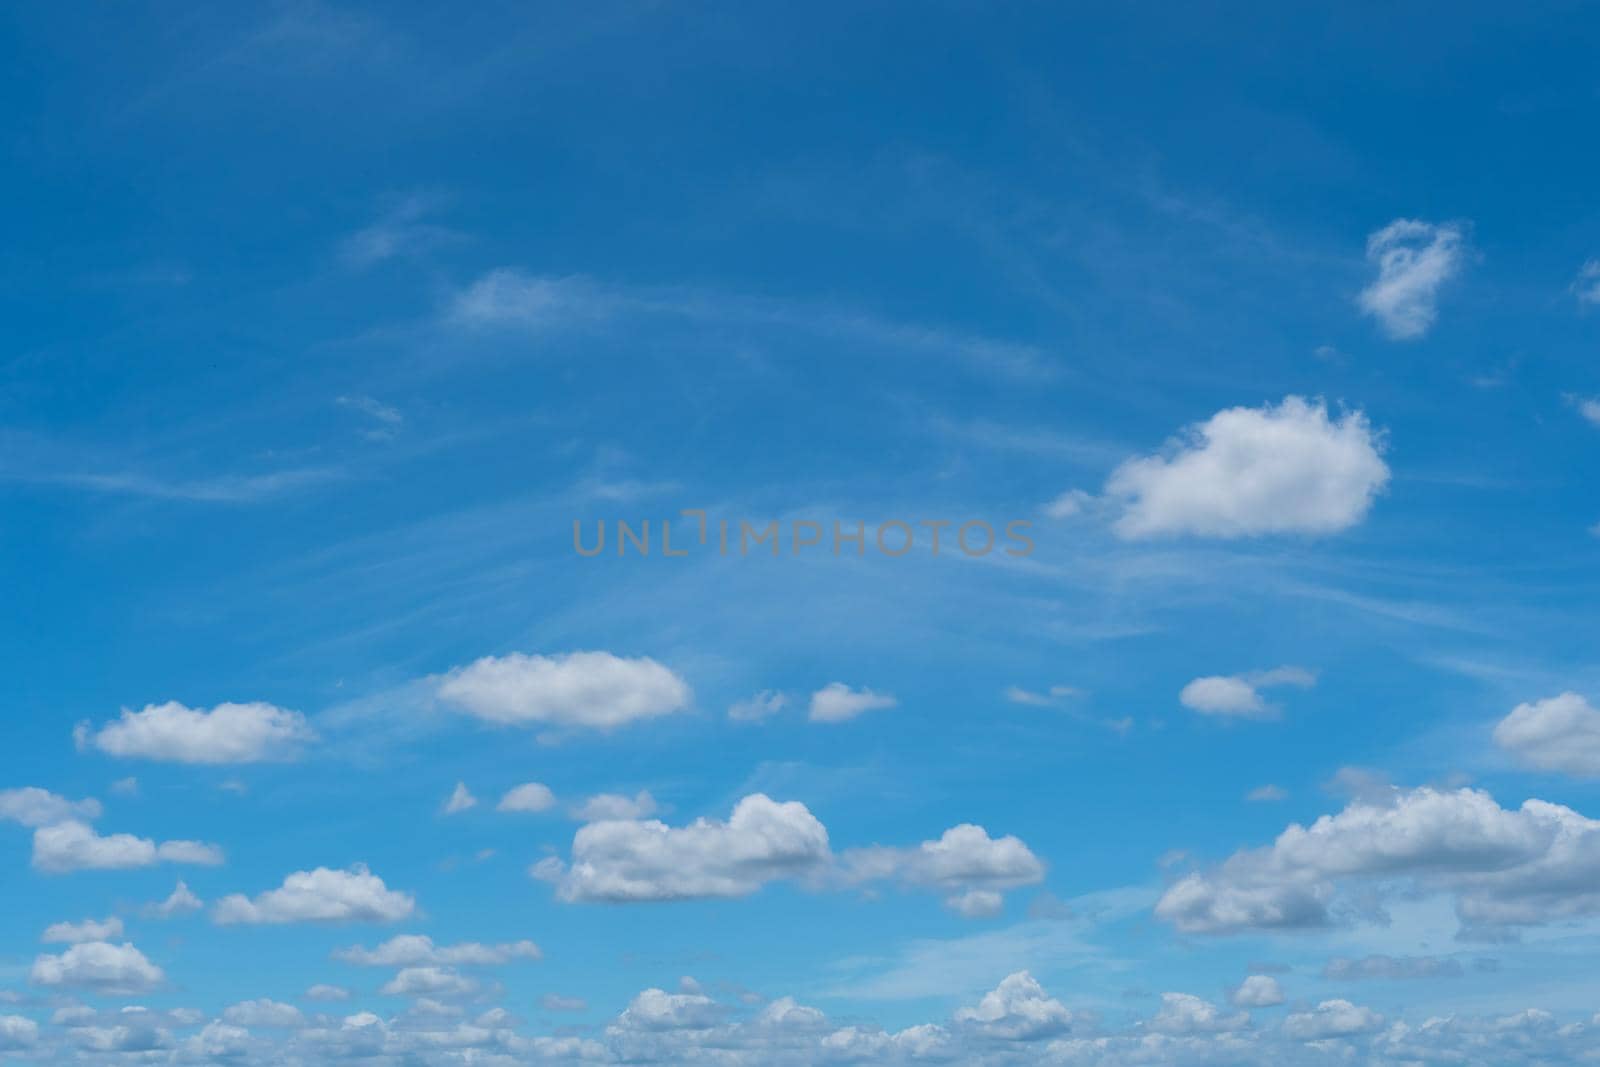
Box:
[3,2,1600,1064]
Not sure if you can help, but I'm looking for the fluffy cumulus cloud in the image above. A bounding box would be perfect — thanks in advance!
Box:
[1180,666,1316,720]
[436,651,691,730]
[572,790,658,821]
[31,821,223,873]
[952,971,1074,1041]
[1156,784,1600,936]
[1494,692,1600,777]
[1283,999,1385,1041]
[1357,218,1468,339]
[0,1015,38,1051]
[213,864,415,925]
[537,794,830,902]
[0,786,101,827]
[1230,975,1284,1007]
[333,934,540,966]
[381,966,479,998]
[30,941,164,993]
[841,824,1046,898]
[498,781,557,813]
[808,682,897,723]
[1149,992,1249,1035]
[1105,397,1389,539]
[75,700,315,763]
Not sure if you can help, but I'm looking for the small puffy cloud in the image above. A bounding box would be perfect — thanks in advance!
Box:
[728,690,787,723]
[1004,684,1084,707]
[222,999,304,1028]
[1043,488,1094,519]
[436,651,691,730]
[1322,954,1462,980]
[32,821,223,873]
[1494,693,1600,777]
[497,782,557,813]
[842,824,1045,894]
[1149,992,1249,1035]
[0,787,101,827]
[381,966,478,998]
[42,917,124,944]
[213,864,415,925]
[75,701,315,764]
[1230,975,1284,1007]
[143,881,203,919]
[441,782,477,815]
[1180,667,1316,720]
[808,683,896,723]
[616,987,722,1031]
[953,971,1073,1041]
[572,791,657,821]
[1572,259,1600,306]
[31,942,164,993]
[945,889,1004,918]
[1247,785,1288,803]
[1282,999,1384,1041]
[334,934,540,966]
[538,794,830,902]
[1106,397,1389,539]
[1358,218,1468,339]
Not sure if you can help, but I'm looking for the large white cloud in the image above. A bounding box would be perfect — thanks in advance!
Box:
[1105,396,1389,539]
[840,824,1045,894]
[537,794,830,902]
[30,941,164,993]
[952,971,1073,1041]
[1494,693,1600,777]
[1156,785,1600,936]
[213,864,415,925]
[333,934,541,966]
[0,787,101,827]
[75,701,315,763]
[32,821,223,873]
[1357,218,1467,339]
[436,651,691,730]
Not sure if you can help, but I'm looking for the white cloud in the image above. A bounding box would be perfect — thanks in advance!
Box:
[945,889,1003,918]
[1106,397,1389,539]
[1247,785,1288,803]
[381,967,478,998]
[728,690,787,723]
[1572,396,1600,427]
[30,942,164,993]
[222,1000,304,1028]
[808,683,897,723]
[41,917,123,944]
[1230,975,1284,1007]
[1494,693,1600,777]
[0,1015,38,1051]
[537,794,831,902]
[1043,488,1094,519]
[213,864,415,925]
[1282,999,1384,1041]
[75,701,315,764]
[0,787,101,827]
[436,651,691,730]
[497,782,557,813]
[615,987,722,1031]
[1156,785,1600,936]
[31,821,223,873]
[1572,259,1600,306]
[1358,218,1468,339]
[952,971,1073,1041]
[1004,684,1084,707]
[143,881,203,919]
[305,984,350,1002]
[841,824,1046,894]
[1180,666,1316,720]
[333,934,540,966]
[1149,992,1249,1035]
[441,782,477,815]
[572,791,657,821]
